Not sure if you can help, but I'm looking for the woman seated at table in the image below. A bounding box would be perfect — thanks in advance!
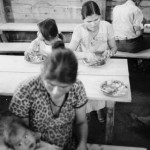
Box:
[9,41,88,150]
[24,18,64,61]
[69,0,117,122]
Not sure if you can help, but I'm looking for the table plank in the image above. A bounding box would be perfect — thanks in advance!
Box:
[79,75,131,102]
[0,56,41,73]
[0,55,129,76]
[0,72,131,103]
[78,59,129,76]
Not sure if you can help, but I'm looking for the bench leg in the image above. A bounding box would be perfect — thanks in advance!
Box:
[0,31,8,42]
[105,101,116,144]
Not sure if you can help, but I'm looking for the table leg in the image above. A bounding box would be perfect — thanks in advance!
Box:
[105,101,116,144]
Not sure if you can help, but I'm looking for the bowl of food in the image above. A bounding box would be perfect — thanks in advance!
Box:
[25,52,47,64]
[101,80,128,97]
[82,58,106,67]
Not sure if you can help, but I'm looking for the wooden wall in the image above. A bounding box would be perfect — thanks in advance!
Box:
[0,0,150,24]
[106,0,150,22]
[0,0,106,23]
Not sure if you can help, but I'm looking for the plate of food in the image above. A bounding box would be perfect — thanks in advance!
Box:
[82,58,106,67]
[25,52,47,64]
[101,80,128,97]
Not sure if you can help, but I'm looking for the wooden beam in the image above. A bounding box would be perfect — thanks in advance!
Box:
[0,0,6,23]
[105,101,116,144]
[101,0,107,20]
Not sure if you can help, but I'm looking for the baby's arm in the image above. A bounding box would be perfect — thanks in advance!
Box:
[36,141,62,150]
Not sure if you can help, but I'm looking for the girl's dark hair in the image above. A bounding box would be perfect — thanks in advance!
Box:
[52,40,65,49]
[81,1,101,20]
[41,45,78,84]
[38,18,59,41]
[58,32,64,41]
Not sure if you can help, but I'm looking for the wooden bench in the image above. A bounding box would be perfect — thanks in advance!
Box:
[0,42,150,59]
[0,23,149,33]
[0,23,78,32]
[0,23,78,42]
[114,48,150,59]
[0,42,70,55]
[87,144,147,150]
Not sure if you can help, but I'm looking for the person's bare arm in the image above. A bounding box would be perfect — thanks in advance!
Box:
[99,38,117,59]
[68,41,89,59]
[75,105,88,150]
[133,25,143,37]
[108,37,117,55]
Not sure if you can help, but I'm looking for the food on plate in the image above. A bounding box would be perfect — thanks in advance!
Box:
[82,58,106,67]
[101,80,128,96]
[25,52,47,64]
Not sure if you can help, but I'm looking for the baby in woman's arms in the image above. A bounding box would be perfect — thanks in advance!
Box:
[0,113,61,150]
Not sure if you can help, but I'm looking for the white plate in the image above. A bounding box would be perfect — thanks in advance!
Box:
[101,80,128,97]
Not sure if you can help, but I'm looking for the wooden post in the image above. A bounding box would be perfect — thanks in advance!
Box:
[0,0,6,23]
[105,101,116,144]
[101,0,106,20]
[0,0,7,42]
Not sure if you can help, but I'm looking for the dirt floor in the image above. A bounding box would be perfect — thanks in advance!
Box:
[88,59,150,150]
[0,59,150,149]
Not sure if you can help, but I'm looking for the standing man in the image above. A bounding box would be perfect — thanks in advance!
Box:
[112,0,144,53]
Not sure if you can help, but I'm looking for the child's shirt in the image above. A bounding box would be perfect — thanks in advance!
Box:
[24,38,52,61]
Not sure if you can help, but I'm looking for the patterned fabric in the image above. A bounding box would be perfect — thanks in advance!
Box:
[9,75,88,148]
[24,38,52,58]
[70,20,114,53]
[112,0,143,39]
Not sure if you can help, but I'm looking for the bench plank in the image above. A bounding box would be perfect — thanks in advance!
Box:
[87,144,147,150]
[114,49,150,59]
[0,42,150,59]
[0,43,28,53]
[0,23,149,33]
[0,42,69,54]
[0,23,78,32]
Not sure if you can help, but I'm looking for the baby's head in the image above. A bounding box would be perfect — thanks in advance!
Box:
[3,118,41,150]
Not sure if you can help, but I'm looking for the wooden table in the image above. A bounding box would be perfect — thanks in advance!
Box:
[0,55,131,144]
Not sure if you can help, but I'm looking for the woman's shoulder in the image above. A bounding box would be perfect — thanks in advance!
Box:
[100,20,111,27]
[74,23,86,32]
[73,79,84,89]
[99,20,113,32]
[15,75,41,91]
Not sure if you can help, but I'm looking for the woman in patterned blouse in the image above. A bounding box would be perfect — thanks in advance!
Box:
[9,41,88,150]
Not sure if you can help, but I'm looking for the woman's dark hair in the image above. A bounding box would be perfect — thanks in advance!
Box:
[38,18,60,41]
[41,44,78,84]
[81,1,101,20]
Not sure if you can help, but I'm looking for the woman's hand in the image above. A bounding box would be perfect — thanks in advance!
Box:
[102,50,113,59]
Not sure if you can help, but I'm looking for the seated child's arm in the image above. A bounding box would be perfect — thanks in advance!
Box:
[24,38,40,59]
